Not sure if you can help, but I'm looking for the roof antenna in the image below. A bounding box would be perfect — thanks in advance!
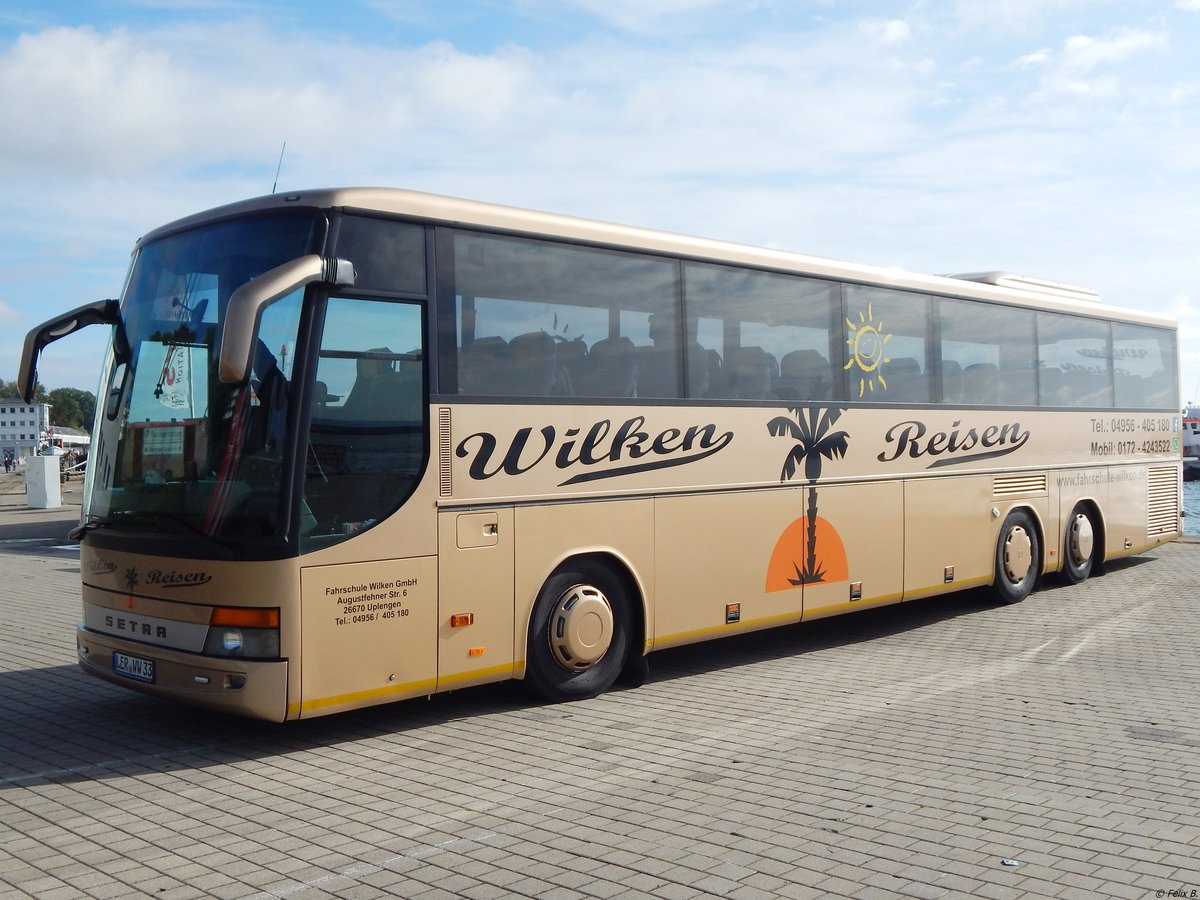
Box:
[271,141,287,194]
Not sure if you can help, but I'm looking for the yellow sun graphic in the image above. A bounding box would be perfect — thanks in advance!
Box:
[844,302,893,398]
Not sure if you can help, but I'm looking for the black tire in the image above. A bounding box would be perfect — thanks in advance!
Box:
[991,509,1040,604]
[1062,504,1098,584]
[525,560,633,702]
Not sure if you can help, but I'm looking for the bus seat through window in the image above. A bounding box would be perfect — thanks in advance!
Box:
[727,346,777,399]
[776,349,832,401]
[962,362,999,404]
[882,357,926,403]
[343,350,396,418]
[941,360,963,403]
[580,336,637,398]
[508,331,558,396]
[459,336,509,395]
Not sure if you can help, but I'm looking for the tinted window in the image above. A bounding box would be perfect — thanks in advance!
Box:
[335,216,426,295]
[939,298,1037,405]
[1112,322,1177,409]
[1038,313,1112,407]
[684,263,839,401]
[843,286,931,403]
[302,297,425,552]
[441,231,679,399]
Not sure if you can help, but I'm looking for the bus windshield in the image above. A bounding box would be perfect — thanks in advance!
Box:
[82,213,324,555]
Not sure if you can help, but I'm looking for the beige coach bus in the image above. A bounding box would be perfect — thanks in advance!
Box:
[19,188,1181,721]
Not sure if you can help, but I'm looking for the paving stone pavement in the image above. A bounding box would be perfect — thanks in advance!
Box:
[0,472,1197,898]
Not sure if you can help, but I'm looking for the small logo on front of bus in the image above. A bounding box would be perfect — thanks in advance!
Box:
[146,569,213,589]
[124,567,139,608]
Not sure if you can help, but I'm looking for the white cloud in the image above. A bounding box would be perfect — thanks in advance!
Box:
[1027,28,1164,101]
[938,0,1125,35]
[1059,29,1161,72]
[0,24,540,180]
[870,19,912,44]
[1014,48,1051,67]
[554,0,742,33]
[2,7,1199,395]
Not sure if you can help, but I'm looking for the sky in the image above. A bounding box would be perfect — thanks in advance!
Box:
[2,0,1199,404]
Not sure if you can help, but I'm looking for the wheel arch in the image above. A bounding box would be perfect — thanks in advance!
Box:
[1061,495,1107,577]
[996,502,1049,576]
[517,548,649,680]
[1064,496,1106,566]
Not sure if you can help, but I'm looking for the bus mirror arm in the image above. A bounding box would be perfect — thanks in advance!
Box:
[18,298,121,403]
[218,255,356,385]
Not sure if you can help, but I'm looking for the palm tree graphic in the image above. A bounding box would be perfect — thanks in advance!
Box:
[768,405,849,584]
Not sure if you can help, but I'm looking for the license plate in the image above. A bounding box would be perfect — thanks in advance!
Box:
[112,651,155,683]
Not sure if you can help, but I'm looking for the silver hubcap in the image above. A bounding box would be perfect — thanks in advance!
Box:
[1003,525,1033,584]
[1069,513,1094,566]
[548,584,614,672]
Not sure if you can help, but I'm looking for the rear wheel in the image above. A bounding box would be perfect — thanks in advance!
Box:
[525,560,633,702]
[1062,504,1098,584]
[992,509,1040,604]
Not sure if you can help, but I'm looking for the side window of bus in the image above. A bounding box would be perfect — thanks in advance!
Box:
[1038,313,1112,407]
[939,298,1036,405]
[683,263,839,401]
[335,215,426,294]
[1112,322,1178,410]
[443,231,680,400]
[842,286,931,403]
[302,297,425,551]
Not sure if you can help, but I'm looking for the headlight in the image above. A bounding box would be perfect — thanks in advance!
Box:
[203,607,280,659]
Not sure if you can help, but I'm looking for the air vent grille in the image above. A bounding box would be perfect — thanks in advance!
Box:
[993,473,1047,498]
[438,407,452,497]
[1147,466,1179,537]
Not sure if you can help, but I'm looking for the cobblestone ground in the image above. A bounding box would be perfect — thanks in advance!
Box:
[0,496,1196,899]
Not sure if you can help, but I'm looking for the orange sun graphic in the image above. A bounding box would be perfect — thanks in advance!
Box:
[765,516,849,592]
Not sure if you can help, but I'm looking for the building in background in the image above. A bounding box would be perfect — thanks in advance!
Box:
[0,399,51,465]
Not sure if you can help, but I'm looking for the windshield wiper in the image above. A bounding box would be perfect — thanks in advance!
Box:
[70,511,240,558]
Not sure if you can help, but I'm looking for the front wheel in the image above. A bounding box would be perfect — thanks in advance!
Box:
[991,509,1040,604]
[1062,504,1098,584]
[525,561,633,702]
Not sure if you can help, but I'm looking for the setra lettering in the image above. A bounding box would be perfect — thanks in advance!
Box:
[104,614,168,639]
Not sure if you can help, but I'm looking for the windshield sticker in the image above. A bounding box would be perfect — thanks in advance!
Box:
[129,341,210,422]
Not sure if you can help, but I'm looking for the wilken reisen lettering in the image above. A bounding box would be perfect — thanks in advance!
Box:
[456,416,734,485]
[877,419,1030,467]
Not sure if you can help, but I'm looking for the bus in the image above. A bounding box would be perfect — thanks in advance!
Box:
[19,188,1181,721]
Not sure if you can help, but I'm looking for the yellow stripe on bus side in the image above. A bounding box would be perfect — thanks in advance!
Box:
[292,676,438,716]
[435,662,518,688]
[292,574,1008,716]
[292,662,520,716]
[655,609,802,649]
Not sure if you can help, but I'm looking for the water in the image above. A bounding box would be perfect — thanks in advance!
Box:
[1185,480,1200,536]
